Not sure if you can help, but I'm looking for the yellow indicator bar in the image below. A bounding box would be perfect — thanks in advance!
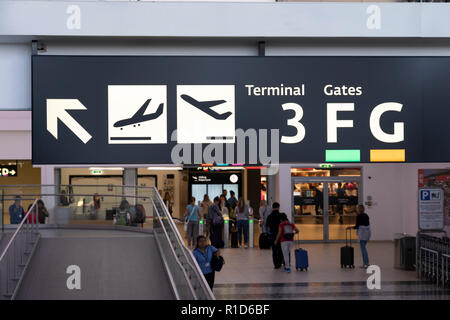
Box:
[370,149,405,162]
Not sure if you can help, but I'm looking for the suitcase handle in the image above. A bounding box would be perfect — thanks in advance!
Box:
[346,227,352,247]
[295,229,301,250]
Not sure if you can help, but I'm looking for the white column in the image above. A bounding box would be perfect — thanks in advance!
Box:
[123,168,137,205]
[277,164,292,222]
[40,165,56,224]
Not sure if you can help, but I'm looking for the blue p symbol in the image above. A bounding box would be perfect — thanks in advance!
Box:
[421,191,430,201]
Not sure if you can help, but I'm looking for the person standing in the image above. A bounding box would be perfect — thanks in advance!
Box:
[274,215,299,273]
[9,196,24,224]
[163,192,173,217]
[193,235,220,290]
[348,204,371,268]
[184,197,201,249]
[208,197,224,248]
[26,203,38,224]
[336,183,345,224]
[221,190,231,213]
[59,190,70,207]
[259,200,272,234]
[228,191,238,211]
[37,199,49,224]
[219,195,229,217]
[265,202,285,269]
[235,197,250,248]
[313,186,323,215]
[200,194,212,238]
[115,199,131,226]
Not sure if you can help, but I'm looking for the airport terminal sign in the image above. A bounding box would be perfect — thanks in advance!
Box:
[32,56,450,165]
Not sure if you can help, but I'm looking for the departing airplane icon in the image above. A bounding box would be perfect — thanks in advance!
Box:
[180,94,232,120]
[113,99,164,128]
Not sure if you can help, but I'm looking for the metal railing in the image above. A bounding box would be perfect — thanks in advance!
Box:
[0,184,214,300]
[418,232,450,287]
[150,188,215,300]
[0,184,156,227]
[0,199,40,299]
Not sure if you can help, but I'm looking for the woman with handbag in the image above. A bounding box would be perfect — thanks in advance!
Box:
[184,197,201,249]
[193,235,223,290]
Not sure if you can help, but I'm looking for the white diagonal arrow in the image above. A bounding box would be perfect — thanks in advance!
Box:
[10,170,16,175]
[47,99,92,144]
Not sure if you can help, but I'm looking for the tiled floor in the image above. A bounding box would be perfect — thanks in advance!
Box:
[212,243,450,300]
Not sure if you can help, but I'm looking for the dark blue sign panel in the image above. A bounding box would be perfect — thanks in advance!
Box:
[32,56,450,165]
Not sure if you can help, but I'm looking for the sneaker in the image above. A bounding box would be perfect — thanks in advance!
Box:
[287,268,291,273]
[244,245,248,249]
[284,268,289,273]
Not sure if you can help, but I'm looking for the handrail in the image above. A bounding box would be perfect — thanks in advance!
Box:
[151,197,197,300]
[0,184,158,189]
[0,194,151,199]
[0,198,40,299]
[0,199,38,262]
[152,188,215,300]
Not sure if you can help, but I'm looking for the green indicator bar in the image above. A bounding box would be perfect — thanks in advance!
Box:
[199,220,203,224]
[325,150,360,162]
[225,220,228,224]
[249,219,253,224]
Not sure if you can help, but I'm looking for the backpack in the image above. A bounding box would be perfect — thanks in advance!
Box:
[135,204,146,223]
[282,223,295,241]
[115,212,127,226]
[213,211,223,225]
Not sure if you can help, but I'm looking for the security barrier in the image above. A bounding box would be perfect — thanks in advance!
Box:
[418,233,450,287]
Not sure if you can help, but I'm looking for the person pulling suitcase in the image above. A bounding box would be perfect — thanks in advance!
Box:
[274,215,299,273]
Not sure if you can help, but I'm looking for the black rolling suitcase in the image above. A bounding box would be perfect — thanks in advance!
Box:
[231,231,238,248]
[259,232,271,249]
[341,228,354,268]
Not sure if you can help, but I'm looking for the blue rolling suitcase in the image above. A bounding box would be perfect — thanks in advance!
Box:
[294,233,309,271]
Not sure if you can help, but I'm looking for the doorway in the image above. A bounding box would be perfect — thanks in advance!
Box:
[292,177,361,242]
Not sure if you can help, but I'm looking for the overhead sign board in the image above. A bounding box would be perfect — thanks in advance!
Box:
[32,56,450,165]
[418,188,444,231]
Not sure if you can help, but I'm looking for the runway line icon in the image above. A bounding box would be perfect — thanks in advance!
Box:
[108,85,167,144]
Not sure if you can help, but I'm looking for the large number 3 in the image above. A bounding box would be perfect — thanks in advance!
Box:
[281,103,305,144]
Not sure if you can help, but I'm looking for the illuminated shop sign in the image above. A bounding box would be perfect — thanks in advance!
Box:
[190,172,241,185]
[0,165,18,177]
[32,56,450,165]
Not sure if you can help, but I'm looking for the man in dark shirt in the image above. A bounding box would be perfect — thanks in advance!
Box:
[265,202,287,269]
[227,190,238,211]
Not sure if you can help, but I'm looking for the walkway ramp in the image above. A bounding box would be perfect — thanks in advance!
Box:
[15,229,174,300]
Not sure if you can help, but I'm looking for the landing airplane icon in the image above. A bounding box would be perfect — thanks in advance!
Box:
[113,99,164,128]
[180,94,232,120]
